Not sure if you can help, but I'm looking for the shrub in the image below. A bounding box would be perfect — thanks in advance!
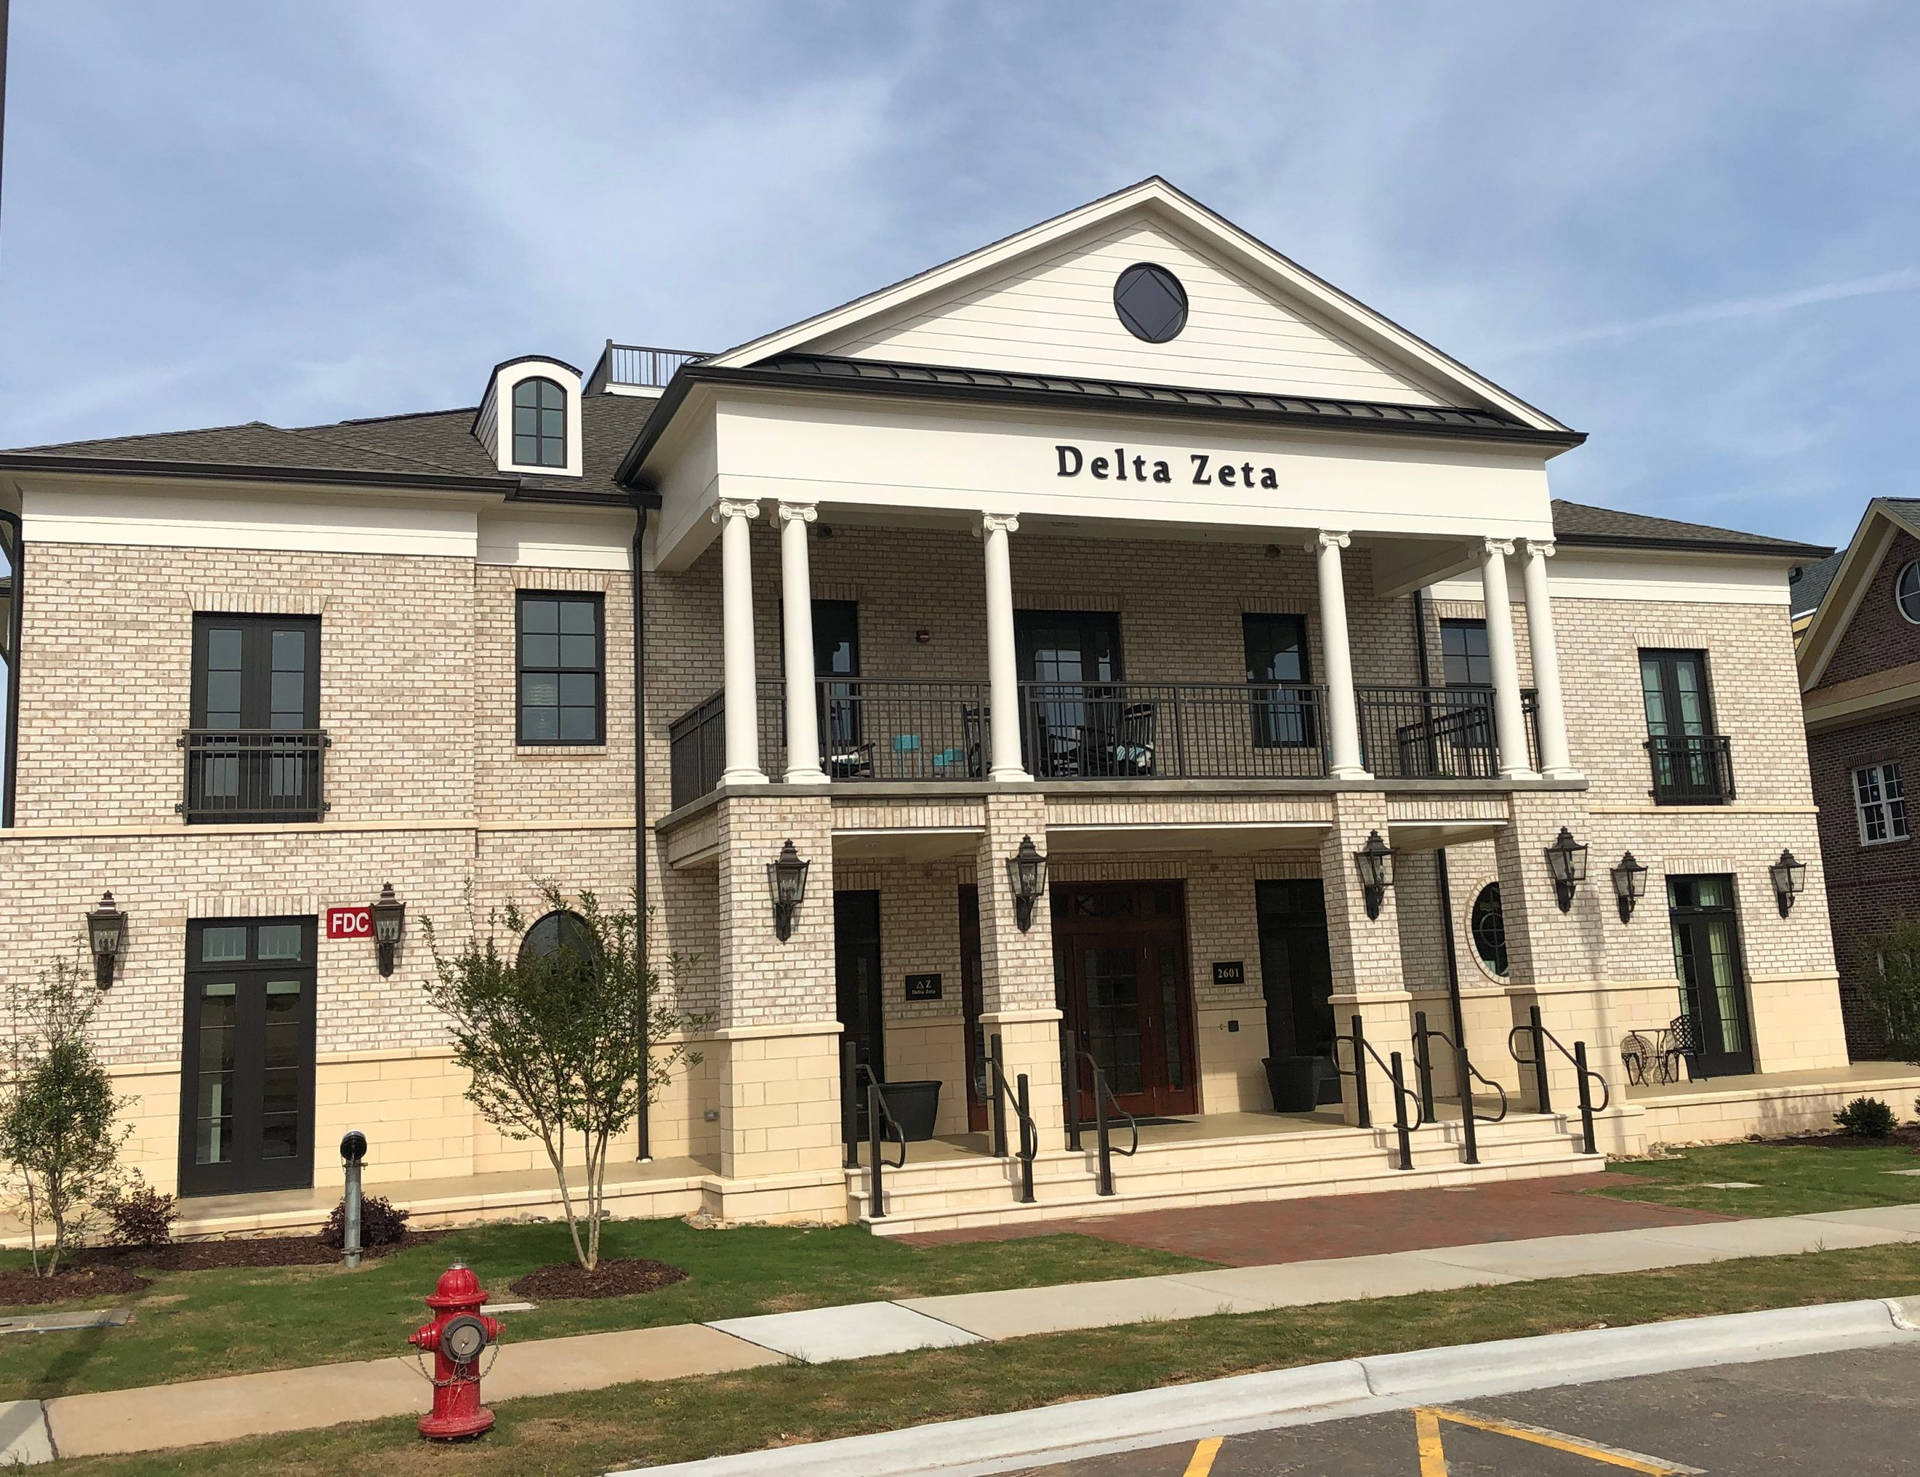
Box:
[320,1194,410,1249]
[107,1179,177,1248]
[1834,1096,1898,1138]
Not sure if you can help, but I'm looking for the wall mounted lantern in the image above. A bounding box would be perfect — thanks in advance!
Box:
[1544,826,1589,913]
[1769,848,1807,917]
[1610,851,1648,923]
[1006,835,1049,932]
[1353,830,1395,920]
[370,882,406,978]
[768,840,810,941]
[86,890,127,988]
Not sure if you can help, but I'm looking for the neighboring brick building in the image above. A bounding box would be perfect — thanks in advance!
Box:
[1799,500,1920,1058]
[0,179,1872,1234]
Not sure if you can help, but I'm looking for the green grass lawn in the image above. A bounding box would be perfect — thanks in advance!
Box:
[0,1218,1207,1401]
[1593,1137,1920,1218]
[52,1241,1920,1477]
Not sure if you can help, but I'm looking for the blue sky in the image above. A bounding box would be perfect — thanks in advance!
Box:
[1,1,1915,549]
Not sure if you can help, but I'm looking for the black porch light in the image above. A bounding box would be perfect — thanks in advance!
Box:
[1353,830,1395,920]
[768,840,810,941]
[86,890,127,989]
[1006,835,1049,932]
[1544,826,1589,913]
[1610,851,1649,923]
[1769,848,1807,917]
[370,882,406,977]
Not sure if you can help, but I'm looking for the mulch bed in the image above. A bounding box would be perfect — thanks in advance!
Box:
[1754,1126,1920,1151]
[0,1263,151,1307]
[510,1258,687,1301]
[71,1227,443,1273]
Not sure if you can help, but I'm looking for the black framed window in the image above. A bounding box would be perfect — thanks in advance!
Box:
[1469,883,1508,978]
[517,593,604,744]
[1440,619,1491,687]
[512,377,567,468]
[1243,613,1314,748]
[186,615,324,823]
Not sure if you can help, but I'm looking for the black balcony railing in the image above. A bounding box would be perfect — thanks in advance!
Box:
[668,690,726,809]
[1019,681,1328,780]
[585,343,706,393]
[666,678,1557,807]
[1355,685,1539,780]
[179,729,329,824]
[1646,733,1735,804]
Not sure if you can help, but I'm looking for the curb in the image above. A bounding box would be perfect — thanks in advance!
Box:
[619,1294,1920,1476]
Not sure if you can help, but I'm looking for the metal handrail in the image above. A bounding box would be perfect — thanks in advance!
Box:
[1331,1014,1424,1170]
[1412,1011,1508,1166]
[841,1047,906,1220]
[982,1033,1037,1204]
[1063,1045,1138,1196]
[1507,1005,1611,1156]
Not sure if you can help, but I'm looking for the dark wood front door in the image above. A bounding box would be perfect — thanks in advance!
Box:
[1255,879,1341,1104]
[834,891,885,1135]
[178,917,317,1197]
[1053,881,1197,1119]
[1667,875,1755,1076]
[959,885,988,1132]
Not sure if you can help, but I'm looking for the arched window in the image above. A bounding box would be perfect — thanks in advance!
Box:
[1470,883,1508,979]
[512,377,567,468]
[516,909,595,972]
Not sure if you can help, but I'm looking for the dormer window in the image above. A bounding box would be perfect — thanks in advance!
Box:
[513,377,567,468]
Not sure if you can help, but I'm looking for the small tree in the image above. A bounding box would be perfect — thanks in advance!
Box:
[0,959,132,1276]
[1862,918,1920,1064]
[425,886,701,1272]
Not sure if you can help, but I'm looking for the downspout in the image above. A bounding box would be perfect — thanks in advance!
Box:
[631,498,651,1161]
[1412,587,1467,1047]
[1,508,21,830]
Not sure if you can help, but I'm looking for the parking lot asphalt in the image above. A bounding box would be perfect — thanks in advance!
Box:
[1014,1342,1920,1475]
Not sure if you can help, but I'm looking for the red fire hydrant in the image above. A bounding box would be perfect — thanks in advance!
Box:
[409,1263,504,1441]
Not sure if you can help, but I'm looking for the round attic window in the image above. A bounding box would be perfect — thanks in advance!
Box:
[1897,561,1920,625]
[1113,263,1188,343]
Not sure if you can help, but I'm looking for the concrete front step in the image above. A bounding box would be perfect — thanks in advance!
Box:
[852,1113,1610,1235]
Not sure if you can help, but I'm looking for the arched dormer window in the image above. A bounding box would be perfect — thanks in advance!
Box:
[512,377,567,469]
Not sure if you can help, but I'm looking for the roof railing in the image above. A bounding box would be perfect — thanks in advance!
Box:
[586,342,708,394]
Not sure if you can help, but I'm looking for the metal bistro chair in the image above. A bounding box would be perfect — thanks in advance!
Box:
[1620,1031,1657,1087]
[1660,1013,1704,1083]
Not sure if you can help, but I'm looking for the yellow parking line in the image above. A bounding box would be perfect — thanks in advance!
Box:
[1414,1406,1704,1474]
[1181,1435,1223,1476]
[1415,1406,1449,1476]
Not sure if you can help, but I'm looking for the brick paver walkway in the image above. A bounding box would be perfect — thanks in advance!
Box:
[900,1174,1731,1265]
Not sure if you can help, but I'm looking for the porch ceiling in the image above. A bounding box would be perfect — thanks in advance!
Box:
[833,825,985,862]
[1389,819,1507,852]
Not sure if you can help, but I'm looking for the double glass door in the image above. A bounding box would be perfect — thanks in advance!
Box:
[178,918,317,1196]
[1053,882,1196,1119]
[834,891,885,1137]
[1667,876,1754,1076]
[1641,649,1719,799]
[1016,611,1125,777]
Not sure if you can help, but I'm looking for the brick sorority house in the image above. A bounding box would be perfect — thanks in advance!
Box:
[0,180,1900,1234]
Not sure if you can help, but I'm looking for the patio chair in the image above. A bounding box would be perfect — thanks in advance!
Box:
[1620,1031,1656,1086]
[1110,701,1157,776]
[962,705,986,778]
[1035,713,1083,777]
[1659,1013,1703,1083]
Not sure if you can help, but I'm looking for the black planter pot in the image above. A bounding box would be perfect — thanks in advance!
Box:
[1264,1055,1319,1113]
[875,1080,943,1141]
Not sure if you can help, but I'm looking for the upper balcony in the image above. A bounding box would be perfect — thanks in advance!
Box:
[179,729,330,824]
[1645,733,1736,805]
[668,679,1538,809]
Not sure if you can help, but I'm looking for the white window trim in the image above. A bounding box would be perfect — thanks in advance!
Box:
[484,358,584,478]
[1855,762,1909,846]
[1898,561,1920,625]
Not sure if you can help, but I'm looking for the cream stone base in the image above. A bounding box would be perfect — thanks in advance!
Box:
[1632,1065,1920,1145]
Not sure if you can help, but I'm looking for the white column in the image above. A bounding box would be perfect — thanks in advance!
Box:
[713,499,766,786]
[1520,538,1577,779]
[980,513,1031,783]
[1478,537,1535,780]
[1311,531,1368,780]
[777,502,826,783]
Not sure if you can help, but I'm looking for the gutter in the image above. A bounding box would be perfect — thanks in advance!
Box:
[0,452,513,495]
[1555,531,1833,561]
[0,508,19,829]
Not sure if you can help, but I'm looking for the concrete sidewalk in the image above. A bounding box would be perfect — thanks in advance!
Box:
[12,1203,1920,1464]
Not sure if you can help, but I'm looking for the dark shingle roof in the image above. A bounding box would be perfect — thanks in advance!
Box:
[0,394,660,500]
[1787,550,1845,617]
[1550,500,1828,560]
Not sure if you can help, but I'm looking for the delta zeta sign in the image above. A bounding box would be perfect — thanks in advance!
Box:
[1054,442,1284,490]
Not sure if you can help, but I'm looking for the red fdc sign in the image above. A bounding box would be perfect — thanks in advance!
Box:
[326,905,373,940]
